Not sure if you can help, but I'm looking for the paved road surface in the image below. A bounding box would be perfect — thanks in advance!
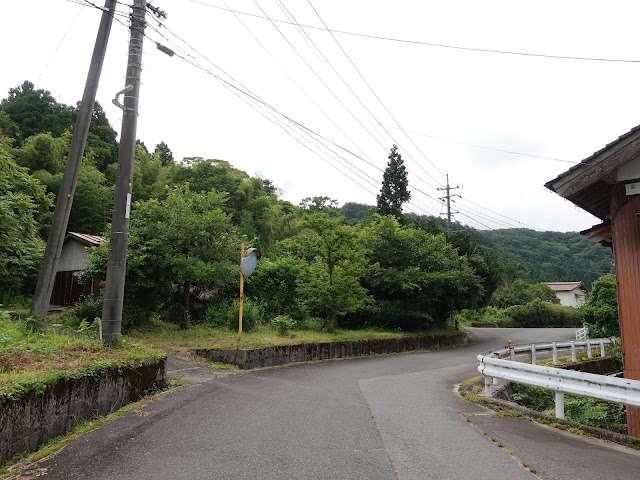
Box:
[20,328,640,479]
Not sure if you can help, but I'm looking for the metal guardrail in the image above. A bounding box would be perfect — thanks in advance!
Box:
[477,338,640,419]
[575,327,588,340]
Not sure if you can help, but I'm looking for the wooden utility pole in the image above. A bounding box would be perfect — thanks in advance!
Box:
[101,0,147,341]
[30,0,117,323]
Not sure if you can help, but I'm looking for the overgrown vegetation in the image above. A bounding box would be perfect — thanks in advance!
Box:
[510,383,627,434]
[0,80,618,336]
[0,311,157,401]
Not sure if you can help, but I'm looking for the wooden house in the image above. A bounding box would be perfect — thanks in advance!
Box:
[545,125,640,437]
[50,232,104,306]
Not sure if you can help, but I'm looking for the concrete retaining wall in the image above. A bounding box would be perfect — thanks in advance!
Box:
[0,357,165,464]
[196,333,469,369]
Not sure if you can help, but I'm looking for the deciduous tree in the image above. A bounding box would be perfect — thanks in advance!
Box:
[0,147,53,293]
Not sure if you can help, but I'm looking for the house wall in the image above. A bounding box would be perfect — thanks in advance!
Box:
[57,239,89,272]
[610,183,640,437]
[554,289,585,308]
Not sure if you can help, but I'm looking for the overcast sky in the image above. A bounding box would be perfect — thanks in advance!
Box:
[3,0,640,232]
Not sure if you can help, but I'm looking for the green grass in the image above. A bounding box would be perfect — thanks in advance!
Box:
[2,307,460,396]
[127,319,456,355]
[0,310,158,399]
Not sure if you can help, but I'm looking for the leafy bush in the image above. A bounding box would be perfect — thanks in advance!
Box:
[506,299,581,327]
[66,295,103,327]
[491,279,559,308]
[0,291,31,310]
[204,298,265,332]
[456,309,482,324]
[580,274,618,337]
[511,384,627,433]
[245,256,308,320]
[346,300,435,331]
[272,315,295,336]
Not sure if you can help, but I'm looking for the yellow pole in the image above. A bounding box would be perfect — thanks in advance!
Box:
[237,242,245,341]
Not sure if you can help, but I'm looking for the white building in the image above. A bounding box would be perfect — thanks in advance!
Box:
[544,282,588,308]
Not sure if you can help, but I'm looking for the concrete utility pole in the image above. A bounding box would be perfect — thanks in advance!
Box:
[101,1,147,341]
[437,174,460,235]
[30,0,117,324]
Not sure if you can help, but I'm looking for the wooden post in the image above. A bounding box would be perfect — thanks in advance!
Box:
[237,242,245,341]
[609,184,640,437]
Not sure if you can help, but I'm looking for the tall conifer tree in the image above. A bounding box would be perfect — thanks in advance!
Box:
[377,144,410,217]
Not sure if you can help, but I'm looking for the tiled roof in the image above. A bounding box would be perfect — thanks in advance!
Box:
[66,232,105,247]
[544,282,587,292]
[545,124,640,186]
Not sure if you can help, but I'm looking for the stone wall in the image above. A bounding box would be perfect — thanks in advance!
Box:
[196,333,469,369]
[0,357,165,464]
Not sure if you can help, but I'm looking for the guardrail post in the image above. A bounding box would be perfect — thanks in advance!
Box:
[531,344,537,365]
[510,348,515,361]
[587,341,592,359]
[555,392,565,419]
[600,340,605,358]
[552,342,558,365]
[485,376,492,397]
[571,342,576,362]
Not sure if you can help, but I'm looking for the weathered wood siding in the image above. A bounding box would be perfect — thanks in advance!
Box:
[610,183,640,436]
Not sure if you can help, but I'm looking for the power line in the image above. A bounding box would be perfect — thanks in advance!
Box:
[382,124,578,164]
[456,196,542,230]
[79,0,540,232]
[141,19,386,199]
[250,0,392,164]
[305,0,446,185]
[182,0,640,64]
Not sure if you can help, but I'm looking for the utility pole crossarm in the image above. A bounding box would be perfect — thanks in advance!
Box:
[437,174,460,235]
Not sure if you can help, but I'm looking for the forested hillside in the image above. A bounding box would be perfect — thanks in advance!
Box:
[469,228,614,287]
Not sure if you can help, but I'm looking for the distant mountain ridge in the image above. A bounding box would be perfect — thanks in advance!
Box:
[469,228,614,287]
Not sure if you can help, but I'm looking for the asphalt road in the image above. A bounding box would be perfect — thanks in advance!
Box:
[22,328,640,479]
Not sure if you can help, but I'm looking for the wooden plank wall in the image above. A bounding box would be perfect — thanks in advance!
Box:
[610,184,640,437]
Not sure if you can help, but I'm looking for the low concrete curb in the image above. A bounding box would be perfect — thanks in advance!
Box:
[0,357,166,464]
[195,333,469,369]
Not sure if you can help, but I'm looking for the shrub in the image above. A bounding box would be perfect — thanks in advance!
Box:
[456,309,482,324]
[580,274,619,337]
[491,279,559,309]
[204,298,265,332]
[506,299,581,327]
[272,315,295,336]
[245,256,308,320]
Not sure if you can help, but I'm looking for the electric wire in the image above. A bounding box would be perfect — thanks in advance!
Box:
[250,0,392,165]
[451,200,533,230]
[141,18,386,196]
[78,0,522,230]
[149,9,386,180]
[38,2,86,83]
[382,124,579,164]
[275,0,444,191]
[456,197,542,230]
[305,0,446,184]
[182,0,640,64]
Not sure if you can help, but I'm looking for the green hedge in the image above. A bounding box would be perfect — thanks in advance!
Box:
[505,299,582,327]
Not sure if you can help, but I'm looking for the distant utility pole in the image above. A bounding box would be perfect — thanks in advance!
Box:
[101,1,147,341]
[30,0,117,324]
[437,174,460,235]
